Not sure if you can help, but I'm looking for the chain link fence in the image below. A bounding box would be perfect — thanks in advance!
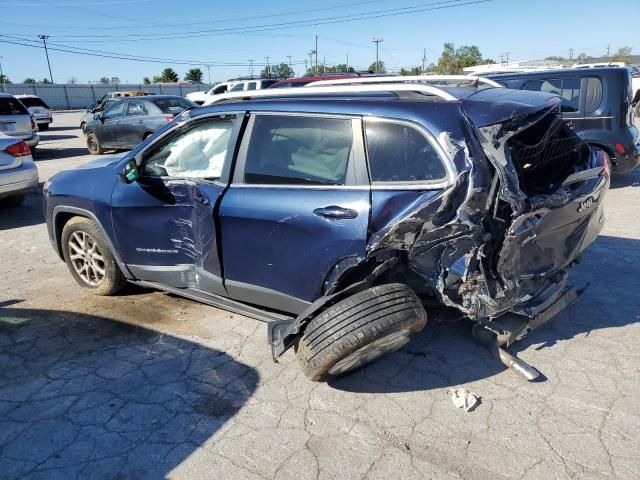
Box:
[0,83,204,110]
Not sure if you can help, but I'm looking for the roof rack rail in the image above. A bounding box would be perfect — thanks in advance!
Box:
[203,83,458,105]
[307,74,503,88]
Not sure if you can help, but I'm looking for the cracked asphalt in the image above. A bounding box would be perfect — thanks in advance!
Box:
[1,112,639,480]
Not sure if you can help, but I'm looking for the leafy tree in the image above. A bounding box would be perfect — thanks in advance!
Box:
[260,66,272,78]
[158,68,179,83]
[23,78,36,84]
[271,63,295,79]
[143,77,151,85]
[544,55,566,62]
[110,77,120,84]
[577,53,588,62]
[433,43,491,74]
[152,75,162,83]
[399,67,422,76]
[184,68,204,82]
[612,47,632,63]
[0,74,11,84]
[368,60,386,73]
[39,78,52,84]
[99,77,110,84]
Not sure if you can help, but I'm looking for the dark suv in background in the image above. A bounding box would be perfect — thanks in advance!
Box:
[44,82,608,381]
[487,67,639,172]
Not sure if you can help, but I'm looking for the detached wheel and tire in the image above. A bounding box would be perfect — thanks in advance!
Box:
[86,133,103,155]
[61,217,125,295]
[296,283,427,381]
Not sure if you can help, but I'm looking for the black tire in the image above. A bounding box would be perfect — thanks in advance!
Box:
[86,133,103,155]
[38,123,49,131]
[80,122,86,133]
[296,283,427,381]
[61,216,126,296]
[1,194,25,207]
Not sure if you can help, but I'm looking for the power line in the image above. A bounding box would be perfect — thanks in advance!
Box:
[0,36,306,67]
[16,0,491,42]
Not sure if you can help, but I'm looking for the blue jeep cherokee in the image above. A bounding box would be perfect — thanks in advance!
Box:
[44,82,609,381]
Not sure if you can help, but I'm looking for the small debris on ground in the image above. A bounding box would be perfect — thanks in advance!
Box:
[450,388,481,412]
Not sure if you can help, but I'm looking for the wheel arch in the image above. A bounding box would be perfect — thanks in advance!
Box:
[52,206,133,279]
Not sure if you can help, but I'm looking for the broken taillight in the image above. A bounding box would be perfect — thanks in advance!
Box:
[5,141,31,157]
[30,115,37,131]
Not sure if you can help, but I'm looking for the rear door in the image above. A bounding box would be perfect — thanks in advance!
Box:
[218,112,370,313]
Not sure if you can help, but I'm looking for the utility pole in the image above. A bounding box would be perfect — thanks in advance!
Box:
[500,53,504,65]
[308,50,315,75]
[0,56,4,87]
[421,48,427,73]
[38,35,53,83]
[206,65,212,85]
[372,37,383,73]
[346,53,349,69]
[323,56,326,74]
[265,56,270,78]
[569,48,574,60]
[248,59,254,79]
[315,35,318,75]
[606,45,611,58]
[505,51,509,65]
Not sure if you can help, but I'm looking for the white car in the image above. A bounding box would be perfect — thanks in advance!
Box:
[188,79,278,105]
[15,94,53,131]
[0,132,39,206]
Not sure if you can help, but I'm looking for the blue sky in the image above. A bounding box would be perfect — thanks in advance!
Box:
[0,0,638,84]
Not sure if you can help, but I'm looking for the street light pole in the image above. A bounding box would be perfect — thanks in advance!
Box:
[38,35,54,83]
[206,65,212,85]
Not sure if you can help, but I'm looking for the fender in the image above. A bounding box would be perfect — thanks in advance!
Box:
[52,205,134,279]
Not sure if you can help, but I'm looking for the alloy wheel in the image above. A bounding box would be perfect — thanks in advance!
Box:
[68,231,105,287]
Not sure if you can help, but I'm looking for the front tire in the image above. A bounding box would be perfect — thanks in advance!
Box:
[296,283,427,381]
[86,133,103,155]
[61,216,125,295]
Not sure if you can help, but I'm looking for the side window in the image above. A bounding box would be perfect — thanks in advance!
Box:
[126,100,148,116]
[242,115,353,186]
[212,85,228,94]
[585,77,603,113]
[143,118,235,179]
[560,78,581,112]
[102,102,125,120]
[246,82,258,91]
[230,83,245,92]
[365,120,447,183]
[525,78,581,112]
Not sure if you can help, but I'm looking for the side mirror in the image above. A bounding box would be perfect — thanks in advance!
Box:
[123,159,139,183]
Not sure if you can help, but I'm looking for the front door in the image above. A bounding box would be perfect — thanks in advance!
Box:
[119,99,149,146]
[98,101,127,147]
[219,113,371,314]
[110,112,241,295]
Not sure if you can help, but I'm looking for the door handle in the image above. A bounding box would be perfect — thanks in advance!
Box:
[313,206,358,220]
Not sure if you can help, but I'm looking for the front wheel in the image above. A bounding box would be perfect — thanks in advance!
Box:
[296,283,427,381]
[86,133,103,155]
[61,216,126,295]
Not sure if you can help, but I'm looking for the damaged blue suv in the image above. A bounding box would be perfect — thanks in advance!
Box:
[44,79,609,381]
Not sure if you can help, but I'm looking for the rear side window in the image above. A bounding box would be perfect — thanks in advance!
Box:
[230,83,245,92]
[584,77,603,112]
[365,120,446,183]
[524,78,581,112]
[243,115,353,186]
[0,97,28,115]
[151,98,193,114]
[126,100,149,116]
[18,97,49,109]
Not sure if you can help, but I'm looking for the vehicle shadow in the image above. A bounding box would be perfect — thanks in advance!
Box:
[331,234,639,393]
[45,126,80,132]
[0,302,259,480]
[38,134,78,142]
[34,148,89,160]
[0,189,44,230]
[609,168,639,188]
